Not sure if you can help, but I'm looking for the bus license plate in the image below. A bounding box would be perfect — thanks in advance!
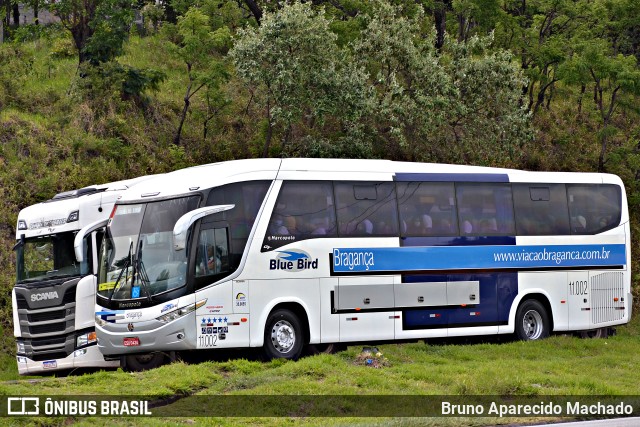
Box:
[123,337,140,347]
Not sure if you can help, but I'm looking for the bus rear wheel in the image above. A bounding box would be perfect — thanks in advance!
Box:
[122,352,167,371]
[263,309,304,360]
[579,328,609,339]
[306,343,345,355]
[515,300,550,341]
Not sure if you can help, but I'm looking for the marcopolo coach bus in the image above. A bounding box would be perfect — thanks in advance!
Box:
[85,159,631,370]
[13,176,155,374]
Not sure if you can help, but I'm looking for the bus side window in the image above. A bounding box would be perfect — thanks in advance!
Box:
[335,182,398,237]
[513,184,570,236]
[195,227,229,278]
[567,184,621,235]
[266,181,337,240]
[456,183,515,236]
[397,182,457,237]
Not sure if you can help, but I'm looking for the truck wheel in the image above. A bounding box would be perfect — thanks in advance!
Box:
[122,352,166,371]
[515,300,550,341]
[263,309,304,360]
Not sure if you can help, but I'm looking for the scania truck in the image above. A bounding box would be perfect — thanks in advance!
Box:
[13,177,154,374]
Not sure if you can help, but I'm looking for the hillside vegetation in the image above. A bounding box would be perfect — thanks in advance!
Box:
[0,0,639,359]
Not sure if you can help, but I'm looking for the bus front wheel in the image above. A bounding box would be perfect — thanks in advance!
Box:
[263,309,304,360]
[515,300,550,341]
[122,352,167,371]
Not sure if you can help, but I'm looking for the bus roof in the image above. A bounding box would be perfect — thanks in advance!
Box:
[114,158,621,205]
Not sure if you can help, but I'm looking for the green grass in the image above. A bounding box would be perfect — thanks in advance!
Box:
[2,316,639,426]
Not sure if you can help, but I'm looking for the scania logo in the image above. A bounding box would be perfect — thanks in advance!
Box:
[30,291,59,302]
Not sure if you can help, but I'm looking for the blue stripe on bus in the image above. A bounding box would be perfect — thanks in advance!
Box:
[400,237,518,330]
[401,272,518,329]
[394,173,510,182]
[332,244,626,273]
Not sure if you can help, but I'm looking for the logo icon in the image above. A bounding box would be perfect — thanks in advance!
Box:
[7,397,39,415]
[269,249,318,272]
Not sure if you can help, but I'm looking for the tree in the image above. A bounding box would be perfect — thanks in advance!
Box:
[49,0,134,64]
[230,1,369,157]
[353,0,531,165]
[171,7,230,146]
[560,40,640,171]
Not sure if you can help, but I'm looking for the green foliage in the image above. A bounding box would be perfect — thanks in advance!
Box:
[353,1,531,165]
[230,1,371,157]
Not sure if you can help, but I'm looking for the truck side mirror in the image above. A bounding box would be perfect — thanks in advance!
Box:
[173,205,235,251]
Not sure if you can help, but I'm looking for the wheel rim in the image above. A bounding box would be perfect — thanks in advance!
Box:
[522,309,543,339]
[271,320,296,354]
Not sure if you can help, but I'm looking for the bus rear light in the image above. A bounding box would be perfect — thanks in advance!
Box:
[346,317,358,321]
[614,297,619,302]
[230,322,240,326]
[561,300,566,304]
[109,205,117,219]
[241,318,247,322]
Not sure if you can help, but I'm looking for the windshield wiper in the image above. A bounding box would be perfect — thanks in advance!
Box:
[134,240,153,303]
[108,241,133,303]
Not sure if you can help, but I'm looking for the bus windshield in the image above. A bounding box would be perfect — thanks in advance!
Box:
[97,196,200,301]
[16,232,87,283]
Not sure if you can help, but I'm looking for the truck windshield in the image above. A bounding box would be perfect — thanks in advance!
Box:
[97,196,200,301]
[15,232,87,283]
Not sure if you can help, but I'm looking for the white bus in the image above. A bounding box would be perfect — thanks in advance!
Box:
[13,176,155,374]
[89,159,631,370]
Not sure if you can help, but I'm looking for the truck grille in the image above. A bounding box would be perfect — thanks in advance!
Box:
[14,280,80,359]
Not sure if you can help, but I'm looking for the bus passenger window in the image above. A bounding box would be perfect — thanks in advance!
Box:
[456,184,515,236]
[335,182,398,237]
[513,184,570,236]
[567,184,621,235]
[264,181,337,249]
[397,182,456,236]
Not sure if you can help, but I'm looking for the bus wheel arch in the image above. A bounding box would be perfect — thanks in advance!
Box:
[514,295,553,341]
[262,303,309,360]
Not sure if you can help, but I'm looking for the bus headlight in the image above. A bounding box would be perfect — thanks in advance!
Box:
[95,314,108,327]
[156,299,207,324]
[77,331,97,348]
[16,342,25,354]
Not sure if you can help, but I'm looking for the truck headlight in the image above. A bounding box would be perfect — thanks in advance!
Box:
[156,299,206,324]
[77,331,97,348]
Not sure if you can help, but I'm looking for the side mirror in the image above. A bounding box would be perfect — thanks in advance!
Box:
[74,219,109,262]
[173,205,235,251]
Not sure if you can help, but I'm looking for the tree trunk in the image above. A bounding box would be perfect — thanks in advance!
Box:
[433,2,448,51]
[174,65,193,146]
[243,0,262,25]
[12,2,18,26]
[262,100,273,157]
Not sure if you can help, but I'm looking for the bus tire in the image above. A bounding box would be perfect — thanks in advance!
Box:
[579,328,608,339]
[263,309,304,360]
[306,343,345,355]
[515,300,550,341]
[122,352,166,371]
